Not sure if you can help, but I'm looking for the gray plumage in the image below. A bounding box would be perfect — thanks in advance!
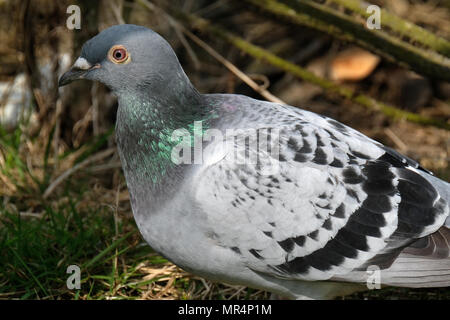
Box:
[60,24,450,299]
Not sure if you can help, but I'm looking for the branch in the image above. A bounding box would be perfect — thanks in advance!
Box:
[43,148,116,199]
[181,27,286,104]
[241,0,450,82]
[328,0,450,58]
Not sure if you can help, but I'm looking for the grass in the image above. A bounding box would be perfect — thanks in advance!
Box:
[0,189,268,299]
[0,121,269,300]
[0,119,448,300]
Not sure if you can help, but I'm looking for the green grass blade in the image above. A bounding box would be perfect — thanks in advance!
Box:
[82,231,134,269]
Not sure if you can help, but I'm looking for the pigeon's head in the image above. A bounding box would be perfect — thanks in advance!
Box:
[59,24,189,95]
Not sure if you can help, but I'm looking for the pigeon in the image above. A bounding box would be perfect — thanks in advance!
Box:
[59,24,450,299]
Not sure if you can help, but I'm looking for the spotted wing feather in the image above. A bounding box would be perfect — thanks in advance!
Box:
[193,96,449,283]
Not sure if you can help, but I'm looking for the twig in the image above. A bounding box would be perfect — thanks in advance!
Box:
[181,27,286,104]
[194,0,227,16]
[91,82,99,136]
[19,211,44,219]
[112,183,121,295]
[43,148,116,199]
[53,99,62,170]
[111,0,125,25]
[72,107,92,148]
[88,161,123,173]
[384,128,408,152]
[169,19,200,70]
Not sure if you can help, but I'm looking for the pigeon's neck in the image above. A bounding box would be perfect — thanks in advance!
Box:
[115,88,213,206]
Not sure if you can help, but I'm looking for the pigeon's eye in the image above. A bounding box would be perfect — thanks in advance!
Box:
[108,45,130,64]
[113,49,125,60]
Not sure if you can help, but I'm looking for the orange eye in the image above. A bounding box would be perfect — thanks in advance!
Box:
[108,45,130,64]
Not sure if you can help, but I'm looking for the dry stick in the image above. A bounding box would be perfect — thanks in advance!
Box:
[384,128,408,153]
[112,184,121,295]
[242,0,450,82]
[53,99,62,171]
[72,108,93,148]
[0,171,16,193]
[137,0,285,105]
[19,212,44,219]
[91,82,99,136]
[328,0,450,58]
[169,19,201,70]
[111,0,125,25]
[181,27,286,104]
[43,148,116,199]
[89,162,123,173]
[155,6,450,130]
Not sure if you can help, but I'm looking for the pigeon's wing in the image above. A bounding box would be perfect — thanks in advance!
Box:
[192,101,449,282]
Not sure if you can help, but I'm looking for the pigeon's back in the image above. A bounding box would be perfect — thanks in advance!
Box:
[193,93,450,297]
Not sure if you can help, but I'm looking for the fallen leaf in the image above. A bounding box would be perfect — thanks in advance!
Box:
[330,48,380,81]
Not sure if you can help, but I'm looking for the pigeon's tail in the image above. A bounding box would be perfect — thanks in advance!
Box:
[380,227,450,288]
[366,172,450,288]
[418,172,450,228]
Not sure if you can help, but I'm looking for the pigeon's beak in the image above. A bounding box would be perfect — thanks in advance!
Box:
[58,57,100,87]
